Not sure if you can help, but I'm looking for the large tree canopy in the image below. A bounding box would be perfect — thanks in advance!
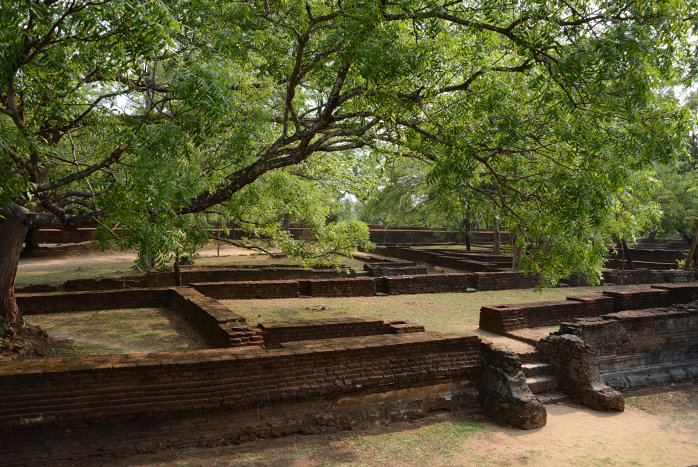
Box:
[1,0,697,321]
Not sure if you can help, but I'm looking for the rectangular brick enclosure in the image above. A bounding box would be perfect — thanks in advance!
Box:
[480,283,698,333]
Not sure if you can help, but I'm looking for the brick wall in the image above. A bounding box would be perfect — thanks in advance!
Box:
[300,277,377,297]
[479,285,698,333]
[373,247,502,272]
[556,302,698,388]
[57,266,355,291]
[192,280,299,299]
[601,269,696,284]
[37,228,96,243]
[652,283,698,303]
[16,288,171,315]
[363,262,428,277]
[379,273,475,294]
[168,287,258,348]
[601,288,670,311]
[0,331,482,462]
[258,317,425,348]
[473,271,540,291]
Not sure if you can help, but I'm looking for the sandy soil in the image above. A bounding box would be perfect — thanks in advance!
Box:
[106,383,698,466]
[17,244,256,272]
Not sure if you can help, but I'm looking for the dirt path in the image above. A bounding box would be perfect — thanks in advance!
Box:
[104,384,697,467]
[15,244,261,285]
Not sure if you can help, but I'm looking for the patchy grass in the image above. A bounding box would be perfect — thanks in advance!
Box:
[626,386,698,422]
[25,308,209,355]
[16,263,136,286]
[224,284,650,333]
[349,421,485,465]
[52,341,129,356]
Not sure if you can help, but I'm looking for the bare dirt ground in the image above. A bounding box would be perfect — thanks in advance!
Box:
[106,383,697,467]
[15,242,367,286]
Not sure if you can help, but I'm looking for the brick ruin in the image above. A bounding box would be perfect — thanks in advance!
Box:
[3,286,484,464]
[2,281,696,464]
[479,283,698,413]
[372,245,698,278]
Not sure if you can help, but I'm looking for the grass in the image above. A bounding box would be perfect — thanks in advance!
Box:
[348,421,485,465]
[625,387,698,421]
[223,284,650,333]
[16,263,136,286]
[26,308,208,355]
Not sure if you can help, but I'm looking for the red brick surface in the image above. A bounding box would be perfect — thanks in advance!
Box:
[0,332,481,433]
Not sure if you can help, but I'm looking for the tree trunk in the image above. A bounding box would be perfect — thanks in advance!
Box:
[684,219,698,270]
[173,256,182,286]
[621,239,634,270]
[462,216,471,251]
[493,217,501,255]
[0,216,29,324]
[22,228,40,256]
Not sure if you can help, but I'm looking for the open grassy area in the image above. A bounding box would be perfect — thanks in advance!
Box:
[223,284,651,334]
[26,308,209,355]
[626,385,698,423]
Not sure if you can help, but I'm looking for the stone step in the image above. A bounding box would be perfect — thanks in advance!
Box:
[522,362,553,377]
[517,351,541,364]
[537,392,569,405]
[526,375,559,394]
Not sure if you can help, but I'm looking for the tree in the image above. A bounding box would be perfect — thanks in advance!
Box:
[653,91,698,266]
[2,0,696,323]
[359,156,498,250]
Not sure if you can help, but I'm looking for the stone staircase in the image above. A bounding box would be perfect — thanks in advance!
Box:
[519,351,568,404]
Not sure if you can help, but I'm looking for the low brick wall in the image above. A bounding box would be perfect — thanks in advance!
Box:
[37,228,96,243]
[373,246,502,272]
[379,273,474,294]
[258,317,425,348]
[601,288,670,311]
[300,277,377,297]
[168,288,258,348]
[556,302,698,389]
[16,287,258,349]
[0,332,481,463]
[601,269,696,285]
[192,280,299,299]
[652,283,698,303]
[54,266,355,291]
[479,285,698,333]
[364,262,429,277]
[16,288,170,315]
[473,271,539,291]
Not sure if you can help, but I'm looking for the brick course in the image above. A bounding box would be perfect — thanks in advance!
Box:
[258,317,425,348]
[300,277,377,297]
[379,273,475,294]
[479,285,698,333]
[192,280,299,299]
[0,332,481,434]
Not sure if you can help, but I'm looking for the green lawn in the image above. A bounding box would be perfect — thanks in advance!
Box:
[223,284,651,334]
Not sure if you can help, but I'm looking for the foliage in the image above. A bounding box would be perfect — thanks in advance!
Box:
[653,91,698,244]
[1,0,697,294]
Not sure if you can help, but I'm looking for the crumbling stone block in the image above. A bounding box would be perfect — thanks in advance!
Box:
[478,342,546,429]
[537,334,624,411]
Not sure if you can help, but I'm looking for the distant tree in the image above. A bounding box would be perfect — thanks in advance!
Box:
[2,0,696,323]
[653,91,698,266]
